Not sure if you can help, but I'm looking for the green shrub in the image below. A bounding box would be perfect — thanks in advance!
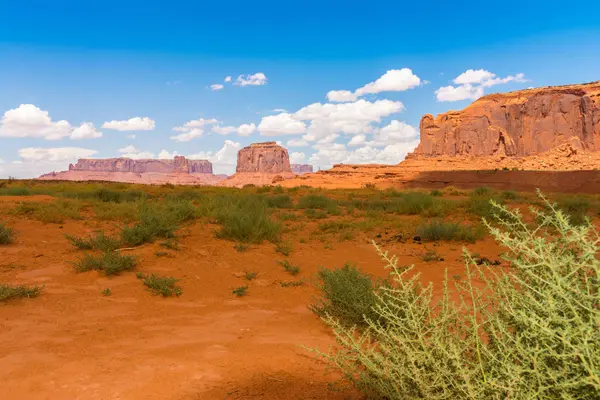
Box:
[101,288,111,296]
[304,209,328,219]
[12,200,83,223]
[473,186,491,196]
[74,252,136,275]
[502,190,518,200]
[0,223,15,244]
[93,201,140,222]
[137,273,182,297]
[278,260,300,276]
[275,241,293,256]
[421,249,442,261]
[0,283,42,301]
[557,196,591,226]
[298,195,337,211]
[309,263,386,328]
[311,193,600,399]
[430,189,443,197]
[416,219,483,242]
[267,194,293,209]
[244,271,258,280]
[66,231,121,251]
[215,197,281,244]
[233,286,248,297]
[280,280,304,287]
[120,209,178,246]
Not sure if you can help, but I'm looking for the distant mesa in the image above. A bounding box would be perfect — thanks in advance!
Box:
[291,164,313,174]
[69,156,213,174]
[38,156,225,185]
[221,142,296,187]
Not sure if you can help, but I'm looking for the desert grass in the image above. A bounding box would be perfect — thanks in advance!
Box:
[0,283,42,301]
[0,223,15,244]
[74,252,137,275]
[416,219,484,242]
[137,273,182,297]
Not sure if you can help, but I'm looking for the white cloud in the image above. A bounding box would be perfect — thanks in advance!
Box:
[326,90,357,103]
[170,128,204,142]
[158,150,179,159]
[237,123,256,136]
[69,122,103,140]
[171,117,219,142]
[224,76,232,83]
[290,152,306,164]
[272,108,288,113]
[212,126,237,135]
[235,72,268,86]
[0,104,101,141]
[102,116,155,131]
[118,145,137,153]
[1,146,98,178]
[258,113,307,136]
[210,84,224,91]
[453,69,496,85]
[287,138,309,147]
[348,134,367,147]
[371,120,419,146]
[117,144,154,159]
[19,147,98,162]
[436,69,527,102]
[327,69,421,102]
[307,138,419,170]
[188,139,242,174]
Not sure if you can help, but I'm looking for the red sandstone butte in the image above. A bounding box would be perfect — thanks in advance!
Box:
[38,156,225,185]
[221,142,295,187]
[291,164,314,174]
[410,81,600,158]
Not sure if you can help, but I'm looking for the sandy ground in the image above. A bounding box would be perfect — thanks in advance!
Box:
[0,195,509,399]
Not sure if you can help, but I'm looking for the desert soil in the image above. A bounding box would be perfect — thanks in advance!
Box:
[0,194,514,399]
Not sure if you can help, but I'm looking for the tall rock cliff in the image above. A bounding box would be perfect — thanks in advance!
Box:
[69,156,213,174]
[235,142,291,173]
[410,81,600,158]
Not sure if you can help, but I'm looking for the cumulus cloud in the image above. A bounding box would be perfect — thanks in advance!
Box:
[308,139,419,170]
[235,72,268,86]
[210,84,224,91]
[188,139,242,174]
[327,69,421,103]
[436,69,527,102]
[224,76,232,82]
[258,113,307,136]
[117,145,154,159]
[158,150,179,159]
[118,145,137,153]
[0,104,102,140]
[290,152,306,164]
[19,147,97,162]
[287,138,309,147]
[170,117,219,142]
[212,123,257,136]
[102,116,155,131]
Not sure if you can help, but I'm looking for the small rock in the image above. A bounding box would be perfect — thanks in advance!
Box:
[413,235,421,242]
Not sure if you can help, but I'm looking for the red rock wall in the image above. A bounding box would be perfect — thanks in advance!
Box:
[411,81,600,158]
[236,142,291,173]
[69,157,213,174]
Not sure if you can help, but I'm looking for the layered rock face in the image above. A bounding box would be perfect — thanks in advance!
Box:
[235,142,291,173]
[69,156,212,174]
[221,142,295,187]
[291,164,314,174]
[411,81,600,158]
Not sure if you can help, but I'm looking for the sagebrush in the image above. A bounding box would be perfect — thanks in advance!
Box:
[312,192,600,399]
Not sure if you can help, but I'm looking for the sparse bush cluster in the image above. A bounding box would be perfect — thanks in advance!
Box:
[0,283,42,301]
[0,223,15,244]
[310,193,600,399]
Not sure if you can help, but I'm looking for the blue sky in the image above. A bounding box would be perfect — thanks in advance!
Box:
[1,0,599,176]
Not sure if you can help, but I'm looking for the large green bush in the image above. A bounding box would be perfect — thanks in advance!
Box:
[312,192,600,399]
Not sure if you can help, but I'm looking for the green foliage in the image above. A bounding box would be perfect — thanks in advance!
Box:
[11,199,83,223]
[280,280,304,287]
[66,231,121,251]
[275,241,293,256]
[304,209,328,219]
[159,239,180,250]
[472,186,491,196]
[233,242,249,252]
[0,283,42,301]
[297,195,338,212]
[421,249,442,262]
[430,189,443,197]
[137,273,182,297]
[557,196,591,226]
[244,271,258,280]
[278,260,300,276]
[309,263,386,328]
[120,208,178,246]
[214,196,281,244]
[267,194,293,208]
[101,288,111,296]
[502,190,518,200]
[93,201,140,222]
[416,219,483,242]
[311,193,600,399]
[0,223,15,244]
[273,185,285,194]
[74,252,136,275]
[467,194,504,218]
[232,286,248,297]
